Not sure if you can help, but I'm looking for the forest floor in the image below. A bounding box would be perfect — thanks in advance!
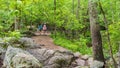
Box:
[32,31,67,51]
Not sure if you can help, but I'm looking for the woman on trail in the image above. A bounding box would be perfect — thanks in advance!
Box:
[42,23,47,35]
[38,24,43,32]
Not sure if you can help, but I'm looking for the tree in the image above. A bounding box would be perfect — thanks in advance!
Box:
[76,0,80,21]
[88,0,105,63]
[54,0,57,37]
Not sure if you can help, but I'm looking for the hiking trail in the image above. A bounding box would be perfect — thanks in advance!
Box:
[32,31,67,51]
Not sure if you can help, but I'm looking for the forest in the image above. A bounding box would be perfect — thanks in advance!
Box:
[0,0,120,68]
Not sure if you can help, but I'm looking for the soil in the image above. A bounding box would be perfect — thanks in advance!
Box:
[32,31,67,51]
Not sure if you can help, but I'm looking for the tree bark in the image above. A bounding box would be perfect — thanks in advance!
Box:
[88,0,105,63]
[76,0,80,20]
[54,0,57,37]
[98,2,117,68]
[14,1,18,30]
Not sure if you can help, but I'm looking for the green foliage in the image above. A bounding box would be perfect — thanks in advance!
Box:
[109,22,120,53]
[51,32,92,54]
[8,31,21,39]
[0,0,119,56]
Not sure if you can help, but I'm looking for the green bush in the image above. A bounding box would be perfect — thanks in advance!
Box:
[51,32,92,55]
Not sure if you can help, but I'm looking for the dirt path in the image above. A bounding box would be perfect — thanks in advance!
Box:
[32,32,67,51]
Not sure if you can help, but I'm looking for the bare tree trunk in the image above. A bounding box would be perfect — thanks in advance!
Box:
[88,0,105,63]
[14,16,18,30]
[98,2,117,68]
[76,0,80,20]
[76,0,80,39]
[71,0,74,39]
[14,1,18,30]
[54,0,57,37]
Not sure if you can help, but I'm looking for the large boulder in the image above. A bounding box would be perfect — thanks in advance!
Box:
[0,46,6,55]
[3,46,42,68]
[19,37,37,48]
[90,60,104,68]
[0,37,40,48]
[27,48,74,68]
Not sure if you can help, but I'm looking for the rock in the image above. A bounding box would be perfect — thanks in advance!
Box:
[81,55,90,60]
[74,52,81,58]
[27,48,74,68]
[43,63,65,68]
[0,46,6,54]
[74,66,81,68]
[75,59,86,66]
[27,48,50,63]
[19,37,36,48]
[0,52,5,61]
[12,53,41,68]
[87,57,94,65]
[90,60,104,68]
[0,46,6,61]
[3,46,42,68]
[74,66,89,68]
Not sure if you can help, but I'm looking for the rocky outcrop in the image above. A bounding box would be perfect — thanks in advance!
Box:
[0,37,107,68]
[27,49,74,68]
[2,46,42,68]
[90,60,104,68]
[19,37,36,48]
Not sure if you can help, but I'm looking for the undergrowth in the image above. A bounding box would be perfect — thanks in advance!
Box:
[51,32,92,55]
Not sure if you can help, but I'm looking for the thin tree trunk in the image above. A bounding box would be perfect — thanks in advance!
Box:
[14,16,18,30]
[88,0,105,63]
[99,2,117,68]
[71,0,74,39]
[76,0,80,39]
[14,1,18,30]
[54,0,57,37]
[76,0,80,20]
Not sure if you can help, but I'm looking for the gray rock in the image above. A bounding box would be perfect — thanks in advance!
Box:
[19,37,36,47]
[12,53,41,68]
[90,60,104,68]
[75,59,86,66]
[3,46,42,68]
[81,55,90,60]
[27,48,73,68]
[27,48,51,63]
[0,46,6,54]
[74,52,81,58]
[43,64,61,68]
[87,57,94,65]
[74,66,89,68]
[74,66,81,68]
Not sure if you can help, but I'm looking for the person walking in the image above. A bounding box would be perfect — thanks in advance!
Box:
[38,24,43,32]
[42,23,47,35]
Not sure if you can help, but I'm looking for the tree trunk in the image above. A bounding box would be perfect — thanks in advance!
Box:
[98,2,117,68]
[76,0,80,20]
[88,0,105,63]
[71,0,74,39]
[54,0,57,37]
[14,1,18,30]
[75,0,80,39]
[14,16,18,30]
